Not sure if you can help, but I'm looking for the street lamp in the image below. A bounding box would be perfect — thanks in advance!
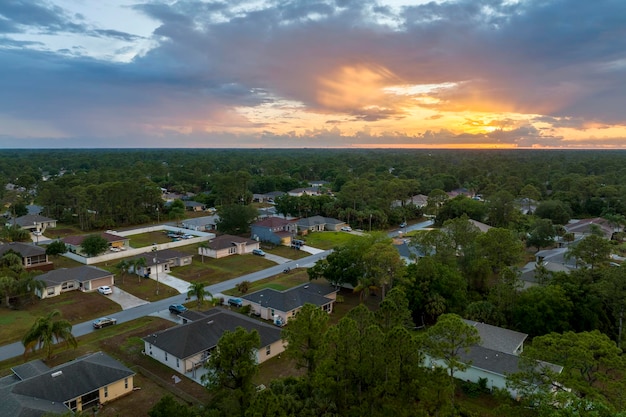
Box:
[152,246,160,295]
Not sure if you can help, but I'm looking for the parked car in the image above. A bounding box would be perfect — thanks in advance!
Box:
[228,298,243,307]
[97,285,113,295]
[252,249,266,256]
[93,317,117,329]
[340,226,352,232]
[169,304,188,314]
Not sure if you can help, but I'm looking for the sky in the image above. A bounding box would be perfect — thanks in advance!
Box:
[1,0,625,149]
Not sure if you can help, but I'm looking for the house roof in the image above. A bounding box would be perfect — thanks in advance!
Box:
[130,248,191,266]
[253,217,294,228]
[207,234,257,250]
[142,308,282,359]
[182,215,220,227]
[241,282,337,313]
[565,218,613,239]
[0,352,134,417]
[63,232,128,246]
[0,242,46,258]
[35,265,113,286]
[295,216,344,228]
[8,214,56,228]
[463,319,527,355]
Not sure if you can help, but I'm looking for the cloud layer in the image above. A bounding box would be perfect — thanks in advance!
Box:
[1,0,625,148]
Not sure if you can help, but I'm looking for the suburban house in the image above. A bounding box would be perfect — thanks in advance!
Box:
[294,215,346,233]
[253,191,286,203]
[0,242,52,271]
[251,216,297,246]
[241,282,338,326]
[425,319,562,397]
[564,217,614,240]
[63,232,130,254]
[142,308,284,382]
[6,214,57,233]
[184,201,205,212]
[35,265,115,299]
[181,215,220,231]
[392,194,429,208]
[198,234,260,259]
[130,248,193,278]
[0,351,135,416]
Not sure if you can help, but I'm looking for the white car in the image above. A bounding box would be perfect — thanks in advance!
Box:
[98,286,113,295]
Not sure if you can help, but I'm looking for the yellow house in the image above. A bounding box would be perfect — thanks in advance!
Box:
[1,351,135,415]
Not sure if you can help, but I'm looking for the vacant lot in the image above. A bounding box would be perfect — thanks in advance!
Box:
[0,291,121,344]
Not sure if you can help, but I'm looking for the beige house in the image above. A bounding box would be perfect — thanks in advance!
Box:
[199,234,260,259]
[241,283,338,326]
[143,308,284,383]
[0,351,135,415]
[35,265,115,299]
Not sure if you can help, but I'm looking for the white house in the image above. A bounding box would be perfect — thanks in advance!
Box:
[142,308,284,383]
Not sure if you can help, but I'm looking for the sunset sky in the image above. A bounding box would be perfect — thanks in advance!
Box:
[1,0,625,149]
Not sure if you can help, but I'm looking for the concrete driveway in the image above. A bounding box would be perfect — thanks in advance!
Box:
[107,286,149,310]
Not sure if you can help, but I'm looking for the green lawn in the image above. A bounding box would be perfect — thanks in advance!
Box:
[297,231,358,250]
[0,291,121,345]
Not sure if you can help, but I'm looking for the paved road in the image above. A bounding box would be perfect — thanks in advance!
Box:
[0,250,330,362]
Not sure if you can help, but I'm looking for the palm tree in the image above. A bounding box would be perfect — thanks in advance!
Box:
[187,281,211,308]
[115,259,130,285]
[22,309,77,360]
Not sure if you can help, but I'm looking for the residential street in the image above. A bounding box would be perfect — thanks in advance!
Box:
[0,250,330,362]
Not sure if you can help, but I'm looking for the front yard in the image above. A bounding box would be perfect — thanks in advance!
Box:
[0,290,121,345]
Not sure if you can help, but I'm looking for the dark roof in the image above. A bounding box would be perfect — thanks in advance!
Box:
[0,242,46,258]
[143,308,282,359]
[207,234,256,250]
[63,232,128,246]
[253,217,294,228]
[0,352,134,417]
[9,214,56,228]
[459,345,522,376]
[241,283,337,313]
[463,320,527,354]
[130,248,191,265]
[35,265,113,286]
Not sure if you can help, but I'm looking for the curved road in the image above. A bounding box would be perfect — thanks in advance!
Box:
[0,251,330,362]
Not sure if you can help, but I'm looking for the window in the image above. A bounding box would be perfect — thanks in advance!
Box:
[104,386,108,398]
[266,345,271,355]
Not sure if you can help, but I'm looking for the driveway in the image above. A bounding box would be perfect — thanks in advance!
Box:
[107,286,149,310]
[150,272,191,294]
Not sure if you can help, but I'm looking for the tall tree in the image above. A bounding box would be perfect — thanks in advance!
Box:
[422,313,480,405]
[22,309,77,360]
[202,327,260,414]
[281,303,330,376]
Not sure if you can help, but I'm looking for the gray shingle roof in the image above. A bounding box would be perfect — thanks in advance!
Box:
[35,265,113,286]
[0,242,46,258]
[143,308,282,359]
[0,352,134,417]
[241,283,337,313]
[463,320,527,354]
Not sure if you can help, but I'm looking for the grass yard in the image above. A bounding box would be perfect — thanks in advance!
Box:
[297,231,358,250]
[128,230,175,248]
[172,254,275,284]
[0,291,121,345]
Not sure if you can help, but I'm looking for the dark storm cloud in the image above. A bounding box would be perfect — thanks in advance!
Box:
[1,0,625,147]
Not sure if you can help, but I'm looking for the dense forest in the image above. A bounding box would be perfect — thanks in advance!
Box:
[1,149,625,231]
[2,149,626,416]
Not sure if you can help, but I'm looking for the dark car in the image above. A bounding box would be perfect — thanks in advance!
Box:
[169,304,188,314]
[93,317,117,329]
